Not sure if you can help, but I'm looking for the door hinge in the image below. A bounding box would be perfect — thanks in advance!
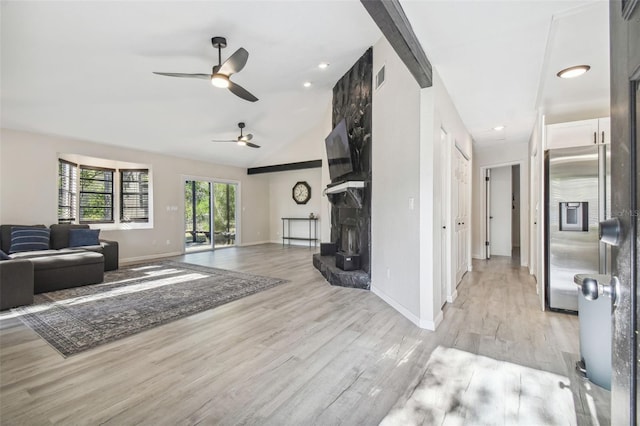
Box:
[485,241,490,246]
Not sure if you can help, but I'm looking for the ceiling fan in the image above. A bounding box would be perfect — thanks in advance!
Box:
[212,122,260,148]
[153,36,258,102]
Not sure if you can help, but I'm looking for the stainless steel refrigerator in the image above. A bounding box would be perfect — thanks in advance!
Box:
[545,144,610,312]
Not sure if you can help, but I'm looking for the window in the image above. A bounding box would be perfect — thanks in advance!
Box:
[58,160,77,223]
[121,169,149,222]
[57,156,152,229]
[79,166,114,223]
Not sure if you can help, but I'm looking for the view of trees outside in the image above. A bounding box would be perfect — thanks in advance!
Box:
[184,181,236,247]
[79,168,113,223]
[185,181,211,235]
[213,183,236,235]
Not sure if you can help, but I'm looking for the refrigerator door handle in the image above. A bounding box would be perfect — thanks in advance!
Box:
[593,132,597,144]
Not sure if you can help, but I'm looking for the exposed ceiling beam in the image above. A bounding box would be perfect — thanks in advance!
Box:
[361,0,433,88]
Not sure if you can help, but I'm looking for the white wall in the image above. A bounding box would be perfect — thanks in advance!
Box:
[0,128,270,262]
[371,35,473,330]
[472,142,529,267]
[528,112,545,309]
[267,168,322,245]
[371,36,422,320]
[257,101,332,244]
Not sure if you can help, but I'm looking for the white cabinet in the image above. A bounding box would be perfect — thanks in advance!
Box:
[546,117,610,150]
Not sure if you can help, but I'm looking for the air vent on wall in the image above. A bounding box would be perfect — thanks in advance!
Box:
[375,65,385,89]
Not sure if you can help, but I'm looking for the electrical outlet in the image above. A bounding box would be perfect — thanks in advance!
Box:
[386,268,391,279]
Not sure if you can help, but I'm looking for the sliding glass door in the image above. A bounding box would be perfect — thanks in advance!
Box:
[185,180,212,251]
[213,183,236,248]
[184,179,238,252]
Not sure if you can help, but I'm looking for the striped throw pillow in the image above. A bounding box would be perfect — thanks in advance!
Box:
[9,227,51,253]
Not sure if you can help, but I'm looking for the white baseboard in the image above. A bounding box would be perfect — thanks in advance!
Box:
[267,239,319,248]
[371,284,443,331]
[238,240,273,247]
[422,310,444,330]
[120,251,183,265]
[447,289,458,304]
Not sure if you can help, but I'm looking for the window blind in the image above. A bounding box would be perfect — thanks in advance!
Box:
[58,159,77,223]
[79,166,114,223]
[120,169,149,222]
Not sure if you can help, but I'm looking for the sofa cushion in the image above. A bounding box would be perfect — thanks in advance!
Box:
[9,227,51,254]
[0,224,46,253]
[9,249,78,259]
[69,229,100,247]
[49,224,90,249]
[0,250,10,261]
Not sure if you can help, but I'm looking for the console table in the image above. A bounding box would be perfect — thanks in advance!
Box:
[281,217,318,248]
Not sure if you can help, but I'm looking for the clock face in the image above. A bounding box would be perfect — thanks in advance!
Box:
[292,181,311,204]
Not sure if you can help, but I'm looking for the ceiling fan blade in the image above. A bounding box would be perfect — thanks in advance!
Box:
[245,134,253,141]
[211,139,236,143]
[153,72,211,80]
[218,48,249,76]
[228,81,258,102]
[245,142,261,149]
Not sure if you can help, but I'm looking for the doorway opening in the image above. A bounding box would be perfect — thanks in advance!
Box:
[483,163,523,262]
[184,179,238,252]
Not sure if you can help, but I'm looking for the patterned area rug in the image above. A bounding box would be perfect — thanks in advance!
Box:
[13,261,287,357]
[381,346,577,426]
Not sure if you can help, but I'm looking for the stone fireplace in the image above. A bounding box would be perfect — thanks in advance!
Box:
[312,47,371,290]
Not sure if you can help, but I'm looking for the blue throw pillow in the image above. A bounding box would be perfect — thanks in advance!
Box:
[0,249,10,260]
[9,226,51,253]
[68,228,100,247]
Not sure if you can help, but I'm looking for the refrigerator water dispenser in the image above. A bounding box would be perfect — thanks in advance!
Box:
[559,201,588,231]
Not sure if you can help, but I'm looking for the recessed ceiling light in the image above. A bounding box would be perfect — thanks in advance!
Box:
[303,81,312,88]
[557,65,591,79]
[318,62,329,69]
[493,125,505,131]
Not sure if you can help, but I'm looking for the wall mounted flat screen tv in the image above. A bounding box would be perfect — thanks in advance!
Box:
[324,119,353,181]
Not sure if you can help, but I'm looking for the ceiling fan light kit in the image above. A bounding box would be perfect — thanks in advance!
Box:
[153,36,258,102]
[212,122,260,149]
[211,74,230,88]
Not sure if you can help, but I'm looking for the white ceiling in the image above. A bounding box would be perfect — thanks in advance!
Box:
[401,0,609,146]
[1,1,611,165]
[0,1,381,167]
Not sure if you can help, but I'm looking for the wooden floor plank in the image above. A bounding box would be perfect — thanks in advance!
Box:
[0,244,609,424]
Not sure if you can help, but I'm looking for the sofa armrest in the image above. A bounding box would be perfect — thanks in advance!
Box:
[100,239,119,271]
[0,259,34,310]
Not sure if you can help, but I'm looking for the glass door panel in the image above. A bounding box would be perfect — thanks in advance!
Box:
[184,180,212,251]
[213,183,236,247]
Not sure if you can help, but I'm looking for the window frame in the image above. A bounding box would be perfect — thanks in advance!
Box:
[58,159,78,224]
[120,169,150,223]
[79,165,115,224]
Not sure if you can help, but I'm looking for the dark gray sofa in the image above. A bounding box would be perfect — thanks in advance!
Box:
[0,224,119,310]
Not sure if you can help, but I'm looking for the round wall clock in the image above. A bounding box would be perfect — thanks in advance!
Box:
[292,181,311,205]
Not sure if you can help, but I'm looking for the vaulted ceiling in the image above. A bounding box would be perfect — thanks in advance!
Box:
[1,1,610,165]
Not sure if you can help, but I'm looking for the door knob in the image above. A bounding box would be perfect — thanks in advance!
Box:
[599,218,622,246]
[581,276,620,304]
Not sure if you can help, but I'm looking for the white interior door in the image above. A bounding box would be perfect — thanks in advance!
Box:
[439,129,450,306]
[489,165,512,256]
[454,148,469,285]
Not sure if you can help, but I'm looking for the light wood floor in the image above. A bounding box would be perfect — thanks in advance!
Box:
[0,244,609,425]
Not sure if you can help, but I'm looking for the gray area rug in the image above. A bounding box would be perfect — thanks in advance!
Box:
[381,346,577,426]
[13,261,287,357]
